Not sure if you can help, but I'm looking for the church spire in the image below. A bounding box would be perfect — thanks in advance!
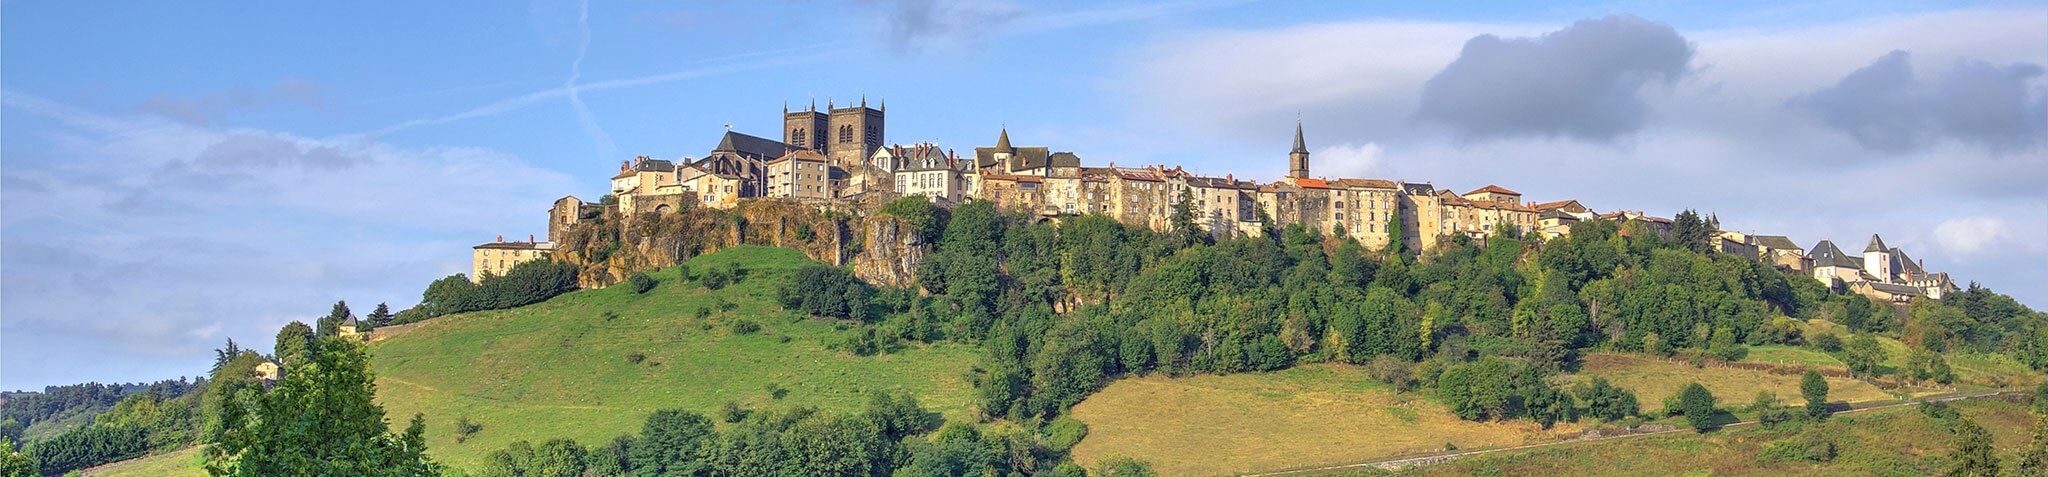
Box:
[1288,120,1310,179]
[1291,119,1308,155]
[995,128,1013,152]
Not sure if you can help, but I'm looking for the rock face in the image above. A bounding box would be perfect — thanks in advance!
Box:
[553,198,932,290]
[854,216,928,289]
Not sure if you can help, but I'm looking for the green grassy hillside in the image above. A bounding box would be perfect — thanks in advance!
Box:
[369,246,979,470]
[1391,398,2041,477]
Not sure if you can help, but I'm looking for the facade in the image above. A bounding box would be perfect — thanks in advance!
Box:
[882,143,970,204]
[472,235,554,283]
[765,149,832,199]
[548,195,598,243]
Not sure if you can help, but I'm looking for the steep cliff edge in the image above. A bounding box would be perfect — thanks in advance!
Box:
[552,198,930,289]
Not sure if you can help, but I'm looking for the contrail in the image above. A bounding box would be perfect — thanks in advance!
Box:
[564,0,617,162]
[362,43,841,138]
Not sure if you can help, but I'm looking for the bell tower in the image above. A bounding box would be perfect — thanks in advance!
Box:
[784,99,828,152]
[1289,120,1310,180]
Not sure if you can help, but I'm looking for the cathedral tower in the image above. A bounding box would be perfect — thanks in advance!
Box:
[825,96,885,169]
[784,99,828,153]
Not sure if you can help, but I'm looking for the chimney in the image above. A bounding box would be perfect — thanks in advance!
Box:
[529,234,536,243]
[497,235,504,243]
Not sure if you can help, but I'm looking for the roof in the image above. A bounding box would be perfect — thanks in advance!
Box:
[1752,235,1800,251]
[1529,199,1587,212]
[1539,209,1580,221]
[1892,248,1923,275]
[1295,178,1330,189]
[712,131,788,160]
[1864,234,1889,253]
[1465,184,1521,196]
[474,241,550,250]
[1330,178,1398,189]
[981,173,1043,183]
[1291,121,1308,155]
[994,128,1013,152]
[1111,167,1162,182]
[1401,182,1435,195]
[1048,152,1081,168]
[768,149,827,164]
[1859,281,1925,297]
[1807,240,1862,268]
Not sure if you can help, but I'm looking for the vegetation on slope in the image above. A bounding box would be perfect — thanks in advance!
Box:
[369,245,981,470]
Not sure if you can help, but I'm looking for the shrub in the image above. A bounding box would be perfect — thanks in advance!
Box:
[764,384,788,400]
[718,401,750,423]
[776,264,877,321]
[602,310,620,321]
[629,272,656,294]
[1811,333,1843,352]
[699,268,732,290]
[456,416,484,443]
[1711,344,1748,362]
[1043,417,1089,453]
[1759,435,1835,463]
[694,307,711,320]
[1366,355,1417,391]
[626,352,646,365]
[1678,382,1717,433]
[728,319,761,335]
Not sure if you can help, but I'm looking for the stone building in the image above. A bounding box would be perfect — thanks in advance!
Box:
[472,235,553,283]
[548,195,599,243]
[880,143,970,204]
[765,149,832,199]
[784,98,883,170]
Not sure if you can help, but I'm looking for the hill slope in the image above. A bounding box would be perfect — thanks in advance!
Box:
[369,246,979,470]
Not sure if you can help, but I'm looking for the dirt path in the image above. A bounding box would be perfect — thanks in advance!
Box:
[1241,390,2013,476]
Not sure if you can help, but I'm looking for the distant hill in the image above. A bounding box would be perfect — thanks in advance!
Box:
[368,245,980,470]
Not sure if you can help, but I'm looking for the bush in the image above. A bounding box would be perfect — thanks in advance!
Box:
[1574,377,1640,422]
[629,272,656,294]
[776,264,877,321]
[1759,435,1835,463]
[699,267,732,290]
[1811,333,1843,352]
[728,319,761,335]
[1366,355,1417,391]
[1678,382,1717,433]
[414,260,580,320]
[764,384,788,400]
[626,352,646,365]
[1043,417,1090,453]
[1711,344,1748,362]
[456,416,483,443]
[718,401,750,423]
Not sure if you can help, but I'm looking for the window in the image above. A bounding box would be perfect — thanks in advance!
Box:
[839,125,853,143]
[792,129,808,148]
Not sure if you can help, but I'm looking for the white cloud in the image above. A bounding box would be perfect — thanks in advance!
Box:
[1,91,578,389]
[1313,142,1384,179]
[1108,9,2048,307]
[1934,216,2015,256]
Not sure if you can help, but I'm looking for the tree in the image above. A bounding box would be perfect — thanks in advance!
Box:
[0,438,30,477]
[1944,418,1999,477]
[1800,370,1830,420]
[1678,382,1717,433]
[630,272,657,294]
[1671,209,1713,253]
[205,336,439,476]
[317,301,354,337]
[1168,188,1209,247]
[274,321,315,366]
[366,303,395,328]
[531,438,586,477]
[2017,407,2046,476]
[1842,334,1886,378]
[630,409,714,476]
[211,338,243,375]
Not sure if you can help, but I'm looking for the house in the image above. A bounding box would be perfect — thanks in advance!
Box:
[765,149,832,199]
[1751,235,1809,271]
[472,235,554,283]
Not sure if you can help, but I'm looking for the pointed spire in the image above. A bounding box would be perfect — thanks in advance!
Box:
[1864,234,1889,253]
[995,128,1013,152]
[1291,119,1309,155]
[861,94,867,108]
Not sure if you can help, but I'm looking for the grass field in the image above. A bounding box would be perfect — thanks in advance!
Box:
[1067,364,1582,476]
[1576,353,1892,408]
[1743,345,1846,369]
[370,246,980,471]
[1390,397,2043,477]
[86,447,204,477]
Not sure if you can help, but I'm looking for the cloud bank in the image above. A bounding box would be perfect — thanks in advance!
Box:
[1415,15,1695,142]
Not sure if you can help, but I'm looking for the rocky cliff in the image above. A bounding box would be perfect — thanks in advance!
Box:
[553,198,931,289]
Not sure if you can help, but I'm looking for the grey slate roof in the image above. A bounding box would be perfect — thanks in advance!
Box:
[1862,281,1925,297]
[1752,235,1800,251]
[713,131,788,161]
[632,159,676,172]
[1863,234,1889,253]
[1048,152,1081,168]
[1291,121,1308,155]
[1808,240,1862,268]
[1401,182,1435,196]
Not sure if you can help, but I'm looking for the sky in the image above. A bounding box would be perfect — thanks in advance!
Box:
[2,0,2043,391]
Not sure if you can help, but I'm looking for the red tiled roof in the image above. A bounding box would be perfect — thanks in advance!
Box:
[1295,178,1330,189]
[1465,184,1521,196]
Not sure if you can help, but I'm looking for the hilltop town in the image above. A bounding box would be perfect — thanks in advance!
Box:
[472,98,1958,305]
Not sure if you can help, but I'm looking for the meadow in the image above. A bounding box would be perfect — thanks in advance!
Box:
[368,246,980,470]
[1067,364,1582,476]
[1388,397,2041,477]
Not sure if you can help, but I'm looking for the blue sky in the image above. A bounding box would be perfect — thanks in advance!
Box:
[3,1,2043,390]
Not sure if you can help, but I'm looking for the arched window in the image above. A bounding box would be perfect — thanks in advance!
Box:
[792,129,807,148]
[839,125,854,143]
